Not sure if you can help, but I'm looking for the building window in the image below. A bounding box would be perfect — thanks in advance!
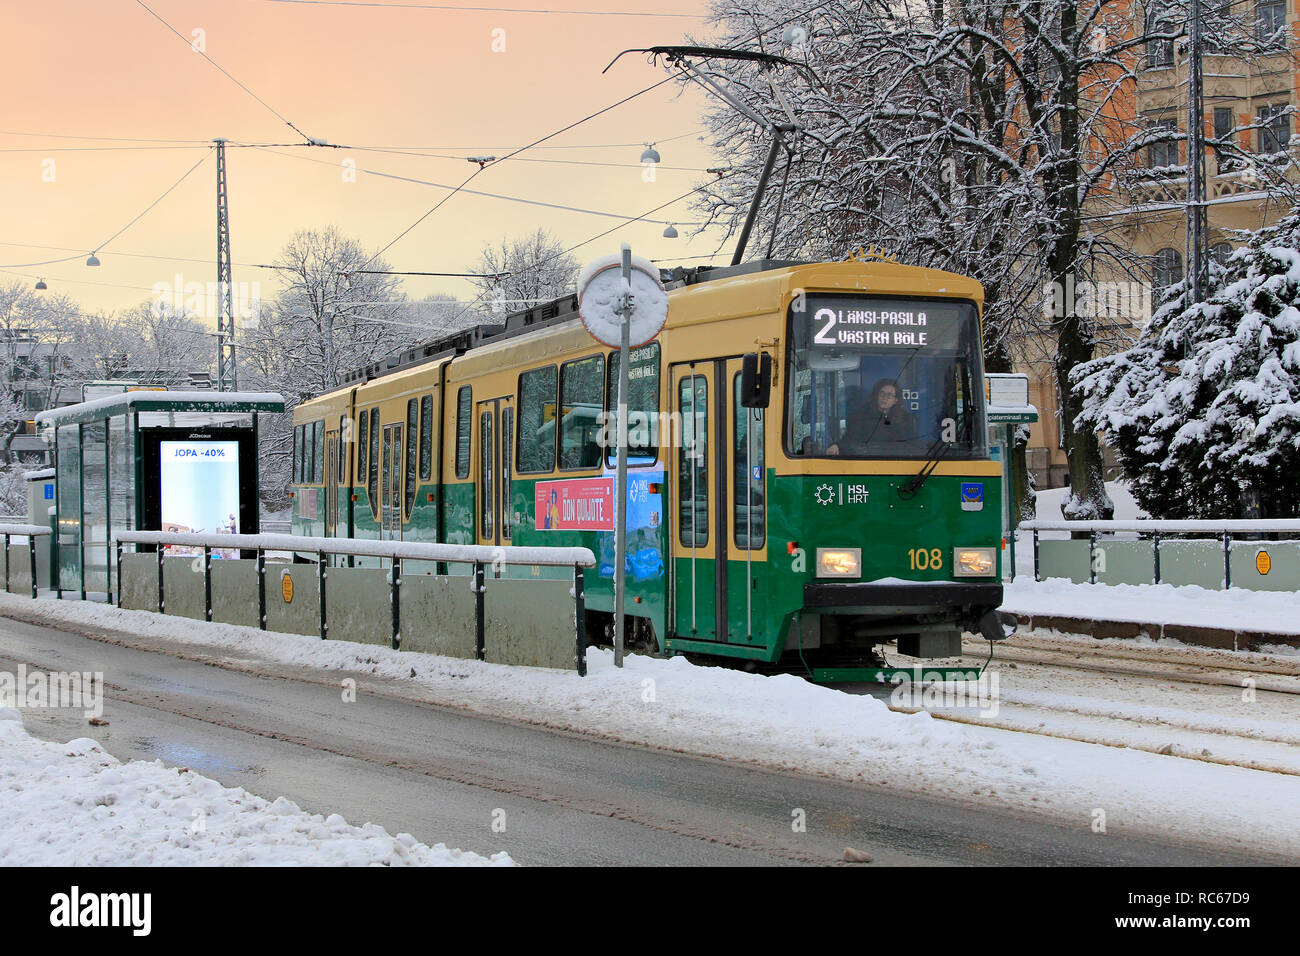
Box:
[1213,107,1239,171]
[1257,103,1290,157]
[1257,0,1286,42]
[1211,242,1233,266]
[1146,118,1180,168]
[1144,3,1176,69]
[1153,248,1183,297]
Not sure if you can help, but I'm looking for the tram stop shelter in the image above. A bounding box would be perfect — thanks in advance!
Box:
[33,390,285,599]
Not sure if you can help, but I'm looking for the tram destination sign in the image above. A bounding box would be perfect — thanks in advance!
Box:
[798,297,968,352]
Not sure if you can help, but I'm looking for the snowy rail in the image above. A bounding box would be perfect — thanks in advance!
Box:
[113,531,596,675]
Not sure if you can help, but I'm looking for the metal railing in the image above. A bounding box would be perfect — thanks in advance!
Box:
[1020,518,1300,587]
[0,523,51,599]
[114,531,597,675]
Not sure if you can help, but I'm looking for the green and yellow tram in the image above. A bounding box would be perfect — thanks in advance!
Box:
[290,257,1014,680]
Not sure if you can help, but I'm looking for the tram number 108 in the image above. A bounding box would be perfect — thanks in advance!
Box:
[908,548,944,571]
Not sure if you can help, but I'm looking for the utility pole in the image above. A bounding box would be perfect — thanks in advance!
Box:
[215,138,237,391]
[1186,0,1208,303]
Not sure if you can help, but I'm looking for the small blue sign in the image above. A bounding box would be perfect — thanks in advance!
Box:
[961,482,984,511]
[43,484,53,500]
[751,465,761,481]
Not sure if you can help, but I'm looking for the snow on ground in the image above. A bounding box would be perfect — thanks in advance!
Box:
[0,706,513,866]
[1034,479,1148,521]
[2,591,1298,859]
[1002,576,1300,635]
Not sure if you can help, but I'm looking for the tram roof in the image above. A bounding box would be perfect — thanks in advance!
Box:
[35,390,286,427]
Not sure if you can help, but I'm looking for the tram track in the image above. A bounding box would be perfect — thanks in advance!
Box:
[856,631,1300,776]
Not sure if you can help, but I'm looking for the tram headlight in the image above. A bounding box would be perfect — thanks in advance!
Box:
[954,547,996,577]
[816,547,861,578]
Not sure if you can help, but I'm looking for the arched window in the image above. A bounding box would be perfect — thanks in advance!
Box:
[1153,248,1183,296]
[1211,242,1233,266]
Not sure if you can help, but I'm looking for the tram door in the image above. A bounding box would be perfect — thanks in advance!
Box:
[670,359,765,645]
[324,430,340,537]
[474,397,514,554]
[380,422,403,539]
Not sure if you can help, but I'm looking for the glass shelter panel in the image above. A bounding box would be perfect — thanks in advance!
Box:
[56,425,81,592]
[81,422,109,593]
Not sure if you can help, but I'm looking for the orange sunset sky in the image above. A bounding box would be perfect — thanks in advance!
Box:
[0,0,733,317]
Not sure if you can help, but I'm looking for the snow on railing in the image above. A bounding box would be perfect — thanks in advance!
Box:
[1020,518,1300,587]
[113,530,594,568]
[112,530,595,675]
[1022,519,1300,534]
[0,522,51,599]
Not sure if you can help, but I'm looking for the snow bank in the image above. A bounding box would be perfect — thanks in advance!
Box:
[0,707,511,867]
[1003,576,1300,635]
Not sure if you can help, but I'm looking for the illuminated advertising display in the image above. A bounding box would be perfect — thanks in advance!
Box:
[159,440,241,555]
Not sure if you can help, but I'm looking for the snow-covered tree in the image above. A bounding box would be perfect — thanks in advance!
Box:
[241,227,426,508]
[1075,212,1300,518]
[471,229,579,316]
[689,0,1292,519]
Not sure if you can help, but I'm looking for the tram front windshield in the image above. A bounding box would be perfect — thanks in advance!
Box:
[785,296,986,459]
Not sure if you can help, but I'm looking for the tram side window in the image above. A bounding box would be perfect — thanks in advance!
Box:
[338,416,347,482]
[419,394,433,481]
[357,410,370,487]
[313,421,324,484]
[734,375,766,549]
[502,408,513,541]
[367,407,380,518]
[559,355,604,470]
[405,398,419,516]
[517,365,558,474]
[606,343,660,466]
[678,375,708,547]
[480,411,494,539]
[455,386,472,479]
[293,425,303,483]
[303,422,316,483]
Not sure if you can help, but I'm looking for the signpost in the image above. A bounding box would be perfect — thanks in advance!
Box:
[985,374,1039,582]
[577,245,668,666]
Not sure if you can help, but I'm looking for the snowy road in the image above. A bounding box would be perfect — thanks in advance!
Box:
[0,612,1270,866]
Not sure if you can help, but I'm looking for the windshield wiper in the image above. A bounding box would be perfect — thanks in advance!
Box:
[898,436,950,500]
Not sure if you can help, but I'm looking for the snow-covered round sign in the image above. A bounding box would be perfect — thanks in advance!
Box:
[577,249,668,348]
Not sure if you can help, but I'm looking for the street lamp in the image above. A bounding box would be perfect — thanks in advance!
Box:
[640,143,661,164]
[662,224,679,238]
[85,253,101,267]
[34,278,47,291]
